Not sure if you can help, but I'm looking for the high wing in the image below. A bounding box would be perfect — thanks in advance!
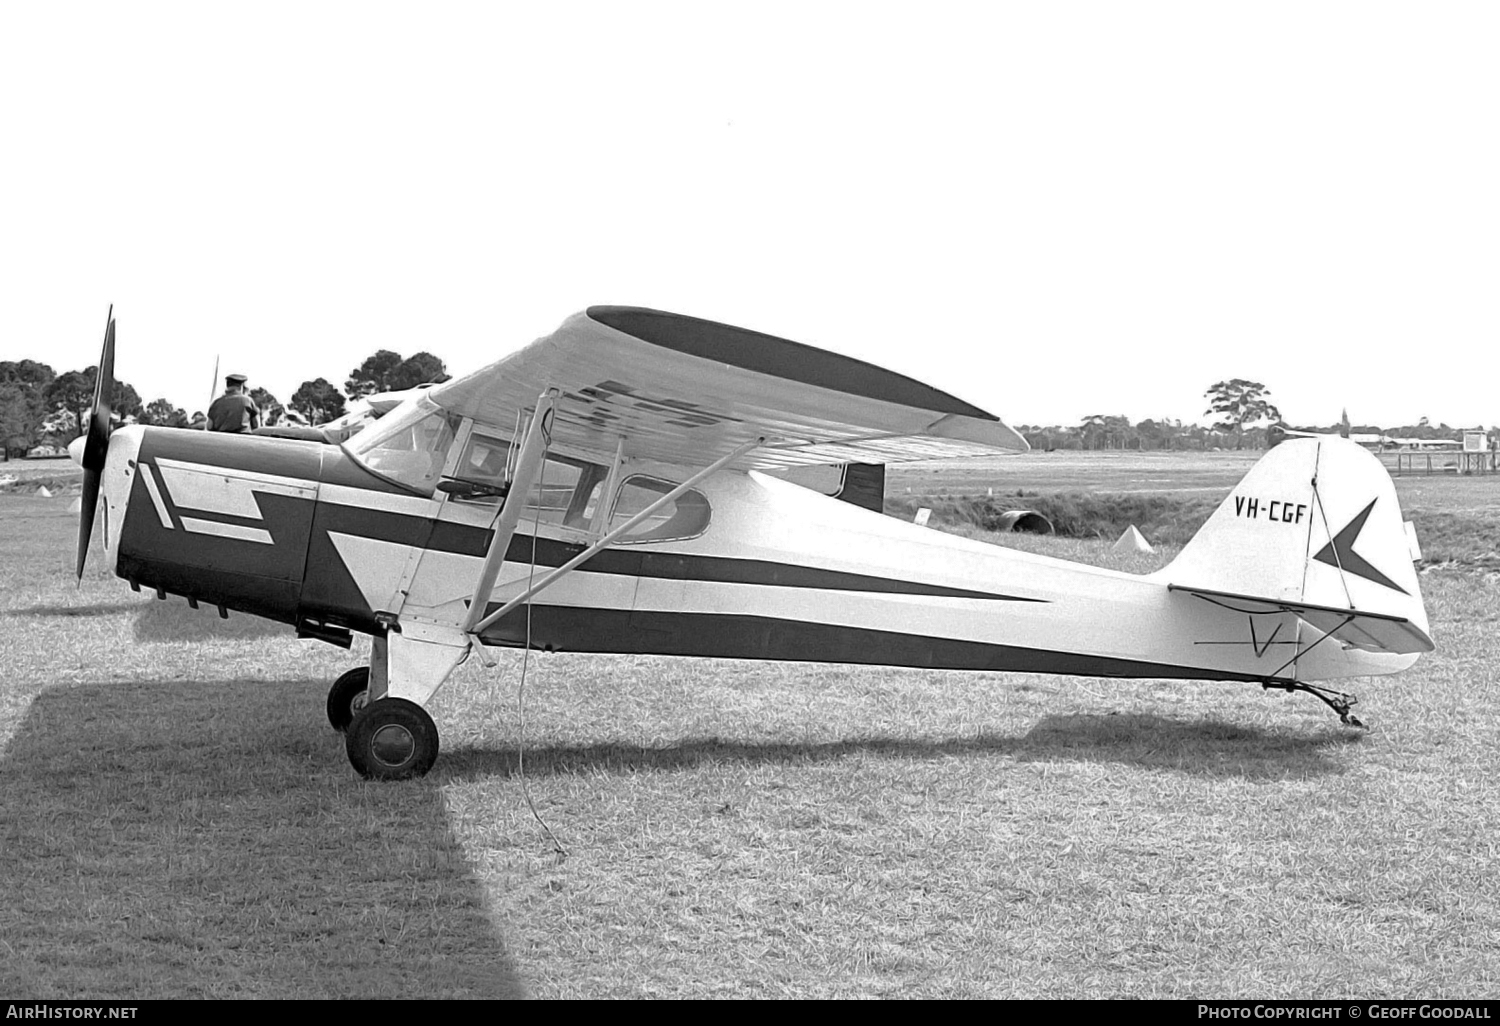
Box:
[427,306,1028,469]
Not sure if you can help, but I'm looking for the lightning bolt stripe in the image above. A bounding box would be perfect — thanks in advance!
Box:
[155,457,316,519]
[1313,498,1408,595]
[138,464,173,528]
[180,517,275,545]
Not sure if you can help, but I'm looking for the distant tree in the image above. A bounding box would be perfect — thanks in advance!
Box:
[344,350,404,399]
[249,387,284,424]
[44,367,142,438]
[291,378,347,425]
[1,385,40,459]
[1204,379,1280,449]
[1078,414,1134,450]
[1079,414,1107,450]
[1104,415,1135,450]
[0,362,56,459]
[388,352,451,390]
[1021,425,1066,450]
[139,398,190,428]
[116,381,144,423]
[41,370,91,436]
[1137,418,1166,450]
[0,359,56,389]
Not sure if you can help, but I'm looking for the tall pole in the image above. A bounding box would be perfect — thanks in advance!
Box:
[206,355,219,429]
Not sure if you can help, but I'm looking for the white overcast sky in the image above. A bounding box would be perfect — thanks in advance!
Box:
[2,2,1496,429]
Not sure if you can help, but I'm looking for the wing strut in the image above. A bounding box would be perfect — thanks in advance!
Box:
[461,391,560,634]
[467,435,765,642]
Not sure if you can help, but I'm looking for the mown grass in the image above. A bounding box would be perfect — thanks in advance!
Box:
[0,457,81,495]
[3,460,1499,998]
[428,569,1500,998]
[0,498,523,998]
[888,491,1221,548]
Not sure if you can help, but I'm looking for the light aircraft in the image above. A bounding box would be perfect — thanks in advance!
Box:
[1272,424,1389,449]
[72,307,1434,780]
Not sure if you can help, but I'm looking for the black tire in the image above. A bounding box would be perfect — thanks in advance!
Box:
[345,698,440,781]
[327,666,371,732]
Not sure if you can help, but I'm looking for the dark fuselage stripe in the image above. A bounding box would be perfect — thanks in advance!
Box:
[478,604,1283,683]
[628,550,1043,601]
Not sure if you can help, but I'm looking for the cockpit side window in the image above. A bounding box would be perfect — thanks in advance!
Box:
[609,476,712,543]
[446,431,608,531]
[451,432,514,494]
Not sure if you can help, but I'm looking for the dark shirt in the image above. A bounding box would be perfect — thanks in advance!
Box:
[207,393,261,433]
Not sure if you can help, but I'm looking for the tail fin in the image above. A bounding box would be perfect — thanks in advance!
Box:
[1158,438,1432,654]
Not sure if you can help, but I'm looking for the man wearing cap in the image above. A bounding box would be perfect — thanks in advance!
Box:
[207,374,262,433]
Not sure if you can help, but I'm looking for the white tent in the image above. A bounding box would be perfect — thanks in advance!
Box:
[35,485,52,498]
[1111,524,1154,554]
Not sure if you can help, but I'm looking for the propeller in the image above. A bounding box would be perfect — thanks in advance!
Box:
[76,307,116,581]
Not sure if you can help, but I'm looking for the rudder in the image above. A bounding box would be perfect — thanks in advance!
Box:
[1158,438,1429,640]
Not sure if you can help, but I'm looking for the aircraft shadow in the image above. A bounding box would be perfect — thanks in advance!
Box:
[131,598,284,642]
[2,600,147,619]
[0,681,526,1000]
[1014,711,1355,778]
[3,599,283,644]
[440,712,1350,782]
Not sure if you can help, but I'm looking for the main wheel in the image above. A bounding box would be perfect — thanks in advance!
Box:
[326,666,371,732]
[345,698,440,781]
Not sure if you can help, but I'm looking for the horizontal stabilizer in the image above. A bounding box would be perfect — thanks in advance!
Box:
[1167,584,1435,655]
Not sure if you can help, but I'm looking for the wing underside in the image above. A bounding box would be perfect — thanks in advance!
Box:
[428,306,1028,469]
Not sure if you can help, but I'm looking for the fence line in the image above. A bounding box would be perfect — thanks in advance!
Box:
[1384,451,1499,476]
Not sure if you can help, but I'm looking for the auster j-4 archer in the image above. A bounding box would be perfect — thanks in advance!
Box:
[71,307,1434,780]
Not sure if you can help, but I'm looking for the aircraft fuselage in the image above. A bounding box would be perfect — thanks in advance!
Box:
[97,424,1412,686]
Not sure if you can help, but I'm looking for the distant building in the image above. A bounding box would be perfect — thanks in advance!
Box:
[1386,437,1463,451]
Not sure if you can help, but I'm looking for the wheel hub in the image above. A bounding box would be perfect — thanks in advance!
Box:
[370,723,416,767]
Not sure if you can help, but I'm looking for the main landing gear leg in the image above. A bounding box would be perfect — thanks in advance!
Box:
[1262,680,1367,729]
[342,624,470,781]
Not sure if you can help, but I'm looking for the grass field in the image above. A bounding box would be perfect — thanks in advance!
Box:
[2,453,1498,998]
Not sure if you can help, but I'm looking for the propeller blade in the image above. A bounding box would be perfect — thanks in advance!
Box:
[76,308,116,581]
[75,463,102,581]
[82,312,115,474]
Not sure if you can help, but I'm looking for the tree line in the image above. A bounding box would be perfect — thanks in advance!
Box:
[0,349,450,458]
[1025,380,1490,451]
[2,367,1487,459]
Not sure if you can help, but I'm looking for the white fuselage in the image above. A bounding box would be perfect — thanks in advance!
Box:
[375,465,1414,684]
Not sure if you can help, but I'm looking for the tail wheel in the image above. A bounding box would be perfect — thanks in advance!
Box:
[326,666,371,732]
[346,698,439,781]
